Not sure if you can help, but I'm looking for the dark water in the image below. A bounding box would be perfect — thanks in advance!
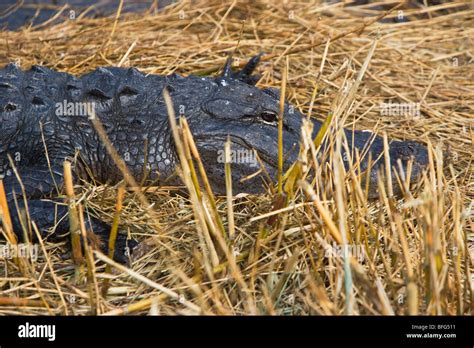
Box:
[0,0,176,31]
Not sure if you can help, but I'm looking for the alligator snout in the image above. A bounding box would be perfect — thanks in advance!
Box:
[388,139,429,179]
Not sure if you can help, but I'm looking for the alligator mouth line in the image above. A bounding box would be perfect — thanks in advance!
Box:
[194,134,282,168]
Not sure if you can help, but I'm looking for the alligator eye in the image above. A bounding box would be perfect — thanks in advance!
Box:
[260,111,278,124]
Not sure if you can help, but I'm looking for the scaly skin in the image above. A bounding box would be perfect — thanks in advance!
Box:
[0,55,429,262]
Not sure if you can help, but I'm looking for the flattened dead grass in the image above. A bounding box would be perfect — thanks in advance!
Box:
[0,0,472,315]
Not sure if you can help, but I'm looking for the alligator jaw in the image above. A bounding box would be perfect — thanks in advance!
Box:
[190,114,429,197]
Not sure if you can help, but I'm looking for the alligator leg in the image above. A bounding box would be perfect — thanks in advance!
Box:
[2,166,64,202]
[7,199,134,264]
[1,166,135,263]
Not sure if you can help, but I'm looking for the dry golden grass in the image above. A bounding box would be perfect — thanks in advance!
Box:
[0,0,472,315]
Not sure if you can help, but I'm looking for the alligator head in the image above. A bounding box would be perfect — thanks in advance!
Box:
[0,64,27,173]
[188,55,429,198]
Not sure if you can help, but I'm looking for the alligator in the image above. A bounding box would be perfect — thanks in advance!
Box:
[0,55,429,262]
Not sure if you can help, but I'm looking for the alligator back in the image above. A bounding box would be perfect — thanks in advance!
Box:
[0,63,216,184]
